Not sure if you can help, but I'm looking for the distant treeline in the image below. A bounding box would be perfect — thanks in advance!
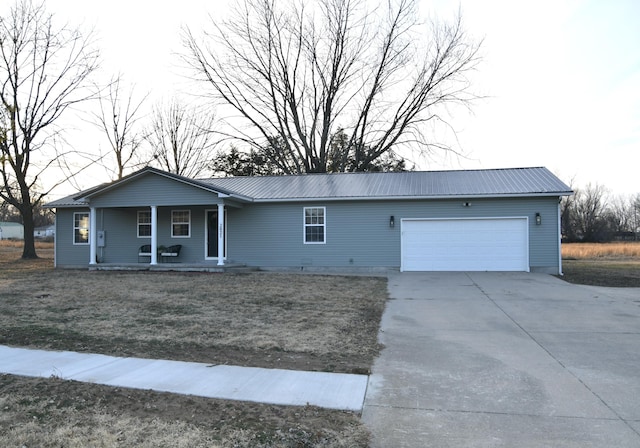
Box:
[562,184,639,242]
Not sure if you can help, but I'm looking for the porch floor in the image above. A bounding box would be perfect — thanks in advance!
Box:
[89,263,257,273]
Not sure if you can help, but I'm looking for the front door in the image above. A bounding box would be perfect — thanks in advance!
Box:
[206,209,226,259]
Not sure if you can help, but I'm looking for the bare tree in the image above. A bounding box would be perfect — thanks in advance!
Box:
[0,0,99,258]
[93,75,148,180]
[572,183,610,242]
[145,98,217,178]
[607,195,633,237]
[183,0,481,174]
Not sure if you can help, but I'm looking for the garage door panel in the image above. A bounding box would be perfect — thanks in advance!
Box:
[401,218,529,272]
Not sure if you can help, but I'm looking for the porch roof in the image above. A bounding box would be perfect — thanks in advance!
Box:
[46,167,252,208]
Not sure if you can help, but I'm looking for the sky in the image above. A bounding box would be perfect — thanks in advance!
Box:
[42,0,640,198]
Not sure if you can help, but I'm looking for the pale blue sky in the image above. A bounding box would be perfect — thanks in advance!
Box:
[44,0,639,196]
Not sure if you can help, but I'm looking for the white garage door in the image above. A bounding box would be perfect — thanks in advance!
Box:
[401,218,529,272]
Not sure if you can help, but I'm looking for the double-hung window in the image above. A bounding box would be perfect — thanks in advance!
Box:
[304,207,325,244]
[137,211,151,237]
[73,212,90,245]
[171,210,191,237]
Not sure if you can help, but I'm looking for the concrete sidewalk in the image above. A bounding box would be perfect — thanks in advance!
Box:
[0,345,367,411]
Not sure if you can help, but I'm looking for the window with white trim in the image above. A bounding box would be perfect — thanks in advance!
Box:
[73,212,90,245]
[304,207,325,244]
[171,210,191,237]
[137,211,151,237]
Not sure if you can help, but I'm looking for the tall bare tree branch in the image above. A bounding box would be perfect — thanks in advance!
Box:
[182,0,481,174]
[92,75,148,180]
[0,0,100,258]
[144,98,217,178]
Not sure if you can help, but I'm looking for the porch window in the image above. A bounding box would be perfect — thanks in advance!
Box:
[304,207,325,244]
[73,212,90,245]
[172,210,191,237]
[137,211,151,237]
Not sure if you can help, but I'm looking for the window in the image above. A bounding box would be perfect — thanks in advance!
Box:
[304,207,325,244]
[172,210,191,237]
[137,211,151,237]
[73,212,90,245]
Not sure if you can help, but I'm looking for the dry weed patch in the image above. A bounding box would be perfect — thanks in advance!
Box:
[562,242,640,259]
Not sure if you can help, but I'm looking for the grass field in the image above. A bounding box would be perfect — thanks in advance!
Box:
[562,241,640,259]
[561,242,640,287]
[0,241,382,447]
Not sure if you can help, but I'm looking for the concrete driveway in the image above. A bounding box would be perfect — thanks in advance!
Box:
[362,272,640,447]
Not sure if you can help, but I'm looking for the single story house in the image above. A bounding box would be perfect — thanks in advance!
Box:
[46,166,573,274]
[34,224,55,238]
[0,222,24,240]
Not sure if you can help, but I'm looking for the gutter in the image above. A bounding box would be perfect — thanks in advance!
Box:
[248,191,575,203]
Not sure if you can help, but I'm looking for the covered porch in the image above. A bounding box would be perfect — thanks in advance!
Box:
[80,202,242,267]
[86,203,230,267]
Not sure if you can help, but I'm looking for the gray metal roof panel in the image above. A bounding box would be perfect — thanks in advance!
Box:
[199,167,572,200]
[47,167,572,208]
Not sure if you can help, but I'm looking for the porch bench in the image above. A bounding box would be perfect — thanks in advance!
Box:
[160,244,182,263]
[138,244,152,262]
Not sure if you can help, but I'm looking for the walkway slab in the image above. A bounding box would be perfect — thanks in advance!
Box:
[0,345,367,411]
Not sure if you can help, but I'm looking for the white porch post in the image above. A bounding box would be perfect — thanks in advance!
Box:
[217,203,225,266]
[89,207,97,265]
[150,205,158,265]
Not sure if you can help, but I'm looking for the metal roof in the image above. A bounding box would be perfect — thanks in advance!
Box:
[199,167,572,201]
[46,167,572,208]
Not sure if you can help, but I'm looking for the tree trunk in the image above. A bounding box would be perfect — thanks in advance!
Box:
[20,204,38,259]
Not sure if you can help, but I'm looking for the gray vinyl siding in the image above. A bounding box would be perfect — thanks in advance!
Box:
[86,174,225,208]
[55,208,91,267]
[226,196,562,272]
[54,196,562,273]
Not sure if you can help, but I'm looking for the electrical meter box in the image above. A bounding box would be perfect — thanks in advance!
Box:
[97,230,106,247]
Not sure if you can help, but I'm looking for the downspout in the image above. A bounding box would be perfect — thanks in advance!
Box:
[558,198,563,276]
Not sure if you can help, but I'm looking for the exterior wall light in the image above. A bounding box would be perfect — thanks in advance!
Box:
[535,212,542,225]
[390,215,395,228]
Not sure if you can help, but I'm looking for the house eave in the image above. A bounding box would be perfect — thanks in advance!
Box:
[46,190,572,209]
[249,191,574,203]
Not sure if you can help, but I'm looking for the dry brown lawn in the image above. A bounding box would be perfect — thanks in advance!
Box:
[0,241,386,373]
[0,375,369,448]
[561,242,640,287]
[0,241,384,447]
